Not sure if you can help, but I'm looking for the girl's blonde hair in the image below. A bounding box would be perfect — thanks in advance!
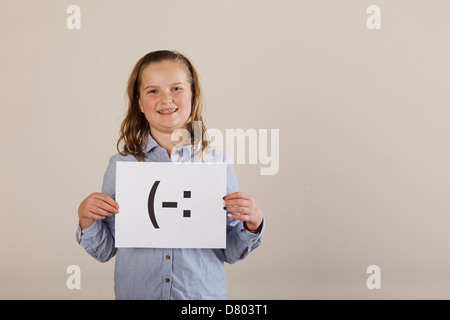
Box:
[117,50,209,161]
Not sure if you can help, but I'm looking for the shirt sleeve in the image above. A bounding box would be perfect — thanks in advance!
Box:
[76,155,118,263]
[222,161,265,264]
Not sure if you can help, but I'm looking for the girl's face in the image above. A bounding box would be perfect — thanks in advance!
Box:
[138,60,192,136]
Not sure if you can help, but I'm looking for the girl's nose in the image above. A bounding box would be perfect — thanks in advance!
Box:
[161,91,174,103]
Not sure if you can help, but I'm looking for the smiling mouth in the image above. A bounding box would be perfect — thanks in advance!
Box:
[157,108,178,114]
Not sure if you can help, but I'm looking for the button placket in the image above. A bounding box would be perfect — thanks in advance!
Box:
[162,249,173,299]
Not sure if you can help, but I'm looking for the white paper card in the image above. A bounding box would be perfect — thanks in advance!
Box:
[115,161,227,248]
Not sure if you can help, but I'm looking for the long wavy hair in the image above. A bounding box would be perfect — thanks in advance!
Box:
[117,50,209,161]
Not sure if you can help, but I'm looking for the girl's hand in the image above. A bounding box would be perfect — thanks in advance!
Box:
[78,192,119,229]
[223,192,263,231]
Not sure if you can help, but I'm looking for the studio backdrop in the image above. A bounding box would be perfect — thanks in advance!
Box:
[1,0,450,299]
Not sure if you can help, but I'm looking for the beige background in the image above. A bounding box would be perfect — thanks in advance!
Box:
[1,0,450,299]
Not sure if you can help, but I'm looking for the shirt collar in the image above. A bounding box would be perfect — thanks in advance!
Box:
[144,132,204,160]
[144,132,159,153]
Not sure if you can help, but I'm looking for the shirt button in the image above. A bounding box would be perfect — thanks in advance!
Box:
[165,278,170,283]
[165,255,171,260]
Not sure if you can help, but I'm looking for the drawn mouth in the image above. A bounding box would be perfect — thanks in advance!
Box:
[148,181,160,229]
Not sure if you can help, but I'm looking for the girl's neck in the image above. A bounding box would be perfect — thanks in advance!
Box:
[150,128,183,158]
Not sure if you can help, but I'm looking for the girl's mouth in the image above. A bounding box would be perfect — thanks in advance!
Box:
[157,107,178,115]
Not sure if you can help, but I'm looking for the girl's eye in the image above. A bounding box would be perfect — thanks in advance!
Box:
[148,89,157,94]
[172,87,182,92]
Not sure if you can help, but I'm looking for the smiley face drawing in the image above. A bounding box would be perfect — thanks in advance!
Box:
[147,180,192,229]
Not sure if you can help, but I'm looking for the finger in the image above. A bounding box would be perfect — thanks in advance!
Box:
[227,212,250,222]
[224,205,249,215]
[90,204,114,217]
[92,198,118,214]
[224,198,250,208]
[93,193,119,210]
[87,209,107,220]
[223,192,251,201]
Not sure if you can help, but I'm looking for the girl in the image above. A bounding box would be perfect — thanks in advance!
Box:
[76,50,264,299]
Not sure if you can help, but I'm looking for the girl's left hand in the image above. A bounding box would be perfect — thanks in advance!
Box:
[223,192,263,231]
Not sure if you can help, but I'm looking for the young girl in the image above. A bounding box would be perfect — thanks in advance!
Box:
[76,50,264,300]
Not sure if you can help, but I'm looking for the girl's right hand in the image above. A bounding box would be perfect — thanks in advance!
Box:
[78,192,119,229]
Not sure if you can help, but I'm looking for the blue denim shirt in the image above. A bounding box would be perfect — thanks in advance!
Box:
[76,134,264,299]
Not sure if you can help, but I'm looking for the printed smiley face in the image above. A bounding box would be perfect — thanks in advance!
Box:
[147,180,192,229]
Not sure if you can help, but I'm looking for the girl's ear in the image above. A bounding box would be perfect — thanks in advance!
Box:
[137,95,144,113]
